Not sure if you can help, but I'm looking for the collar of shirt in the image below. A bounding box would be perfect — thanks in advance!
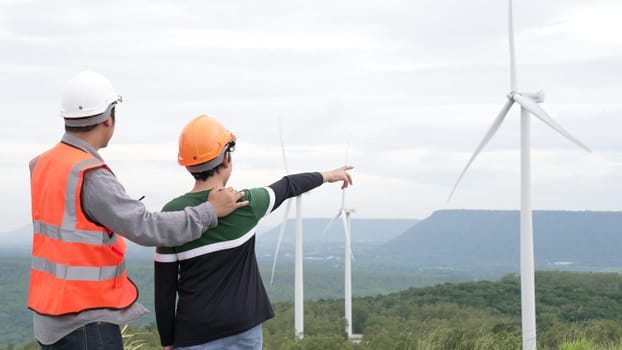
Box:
[61,133,105,162]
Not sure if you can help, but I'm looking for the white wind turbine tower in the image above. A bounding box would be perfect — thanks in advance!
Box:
[269,119,305,340]
[448,1,591,349]
[320,139,355,339]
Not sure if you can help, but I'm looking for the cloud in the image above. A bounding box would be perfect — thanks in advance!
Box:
[540,3,622,47]
[168,29,378,51]
[0,0,620,233]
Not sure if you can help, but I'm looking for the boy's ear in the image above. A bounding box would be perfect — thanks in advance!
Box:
[221,152,231,168]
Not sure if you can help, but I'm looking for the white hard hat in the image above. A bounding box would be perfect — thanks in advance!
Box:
[60,70,122,125]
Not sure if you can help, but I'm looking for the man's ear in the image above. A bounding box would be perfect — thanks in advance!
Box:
[102,116,114,127]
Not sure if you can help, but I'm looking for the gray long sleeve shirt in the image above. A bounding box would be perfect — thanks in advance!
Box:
[34,133,218,345]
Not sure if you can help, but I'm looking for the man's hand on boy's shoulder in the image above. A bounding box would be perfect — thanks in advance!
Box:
[208,187,249,217]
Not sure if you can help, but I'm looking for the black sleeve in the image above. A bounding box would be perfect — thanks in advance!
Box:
[268,172,323,211]
[154,260,179,346]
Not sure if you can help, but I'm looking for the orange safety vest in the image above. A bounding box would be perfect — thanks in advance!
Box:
[28,142,138,316]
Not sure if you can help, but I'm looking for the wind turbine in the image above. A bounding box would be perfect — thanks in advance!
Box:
[320,138,355,339]
[448,1,591,349]
[270,119,305,340]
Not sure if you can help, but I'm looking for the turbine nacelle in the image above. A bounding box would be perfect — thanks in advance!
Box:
[508,90,545,104]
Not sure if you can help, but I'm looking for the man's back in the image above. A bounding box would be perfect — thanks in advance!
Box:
[154,188,275,347]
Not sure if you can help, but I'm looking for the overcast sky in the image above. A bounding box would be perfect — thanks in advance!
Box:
[1,0,621,233]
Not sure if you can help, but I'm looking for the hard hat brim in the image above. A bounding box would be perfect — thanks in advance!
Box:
[64,102,118,127]
[185,143,232,173]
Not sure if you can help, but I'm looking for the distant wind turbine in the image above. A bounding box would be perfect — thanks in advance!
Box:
[320,137,356,339]
[270,119,305,340]
[448,1,591,349]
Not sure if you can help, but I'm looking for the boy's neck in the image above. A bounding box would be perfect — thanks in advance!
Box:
[191,177,225,193]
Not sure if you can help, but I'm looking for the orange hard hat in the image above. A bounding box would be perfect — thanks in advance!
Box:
[178,115,235,172]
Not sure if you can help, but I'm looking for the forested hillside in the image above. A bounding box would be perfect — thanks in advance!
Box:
[0,256,483,347]
[4,210,622,348]
[5,271,622,349]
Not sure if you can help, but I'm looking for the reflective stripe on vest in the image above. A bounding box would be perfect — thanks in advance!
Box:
[32,256,126,281]
[32,220,118,245]
[28,142,138,316]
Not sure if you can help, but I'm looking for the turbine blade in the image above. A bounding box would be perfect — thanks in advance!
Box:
[341,135,352,210]
[508,0,517,91]
[270,199,291,284]
[344,134,352,165]
[448,98,515,201]
[278,118,290,175]
[513,94,591,153]
[320,211,342,239]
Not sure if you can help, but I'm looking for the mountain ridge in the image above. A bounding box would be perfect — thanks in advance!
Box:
[4,210,621,272]
[381,209,622,268]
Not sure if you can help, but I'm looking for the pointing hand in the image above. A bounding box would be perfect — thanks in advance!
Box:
[321,166,354,190]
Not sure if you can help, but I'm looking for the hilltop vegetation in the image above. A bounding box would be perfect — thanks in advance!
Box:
[0,256,486,347]
[5,271,622,349]
[4,210,622,348]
